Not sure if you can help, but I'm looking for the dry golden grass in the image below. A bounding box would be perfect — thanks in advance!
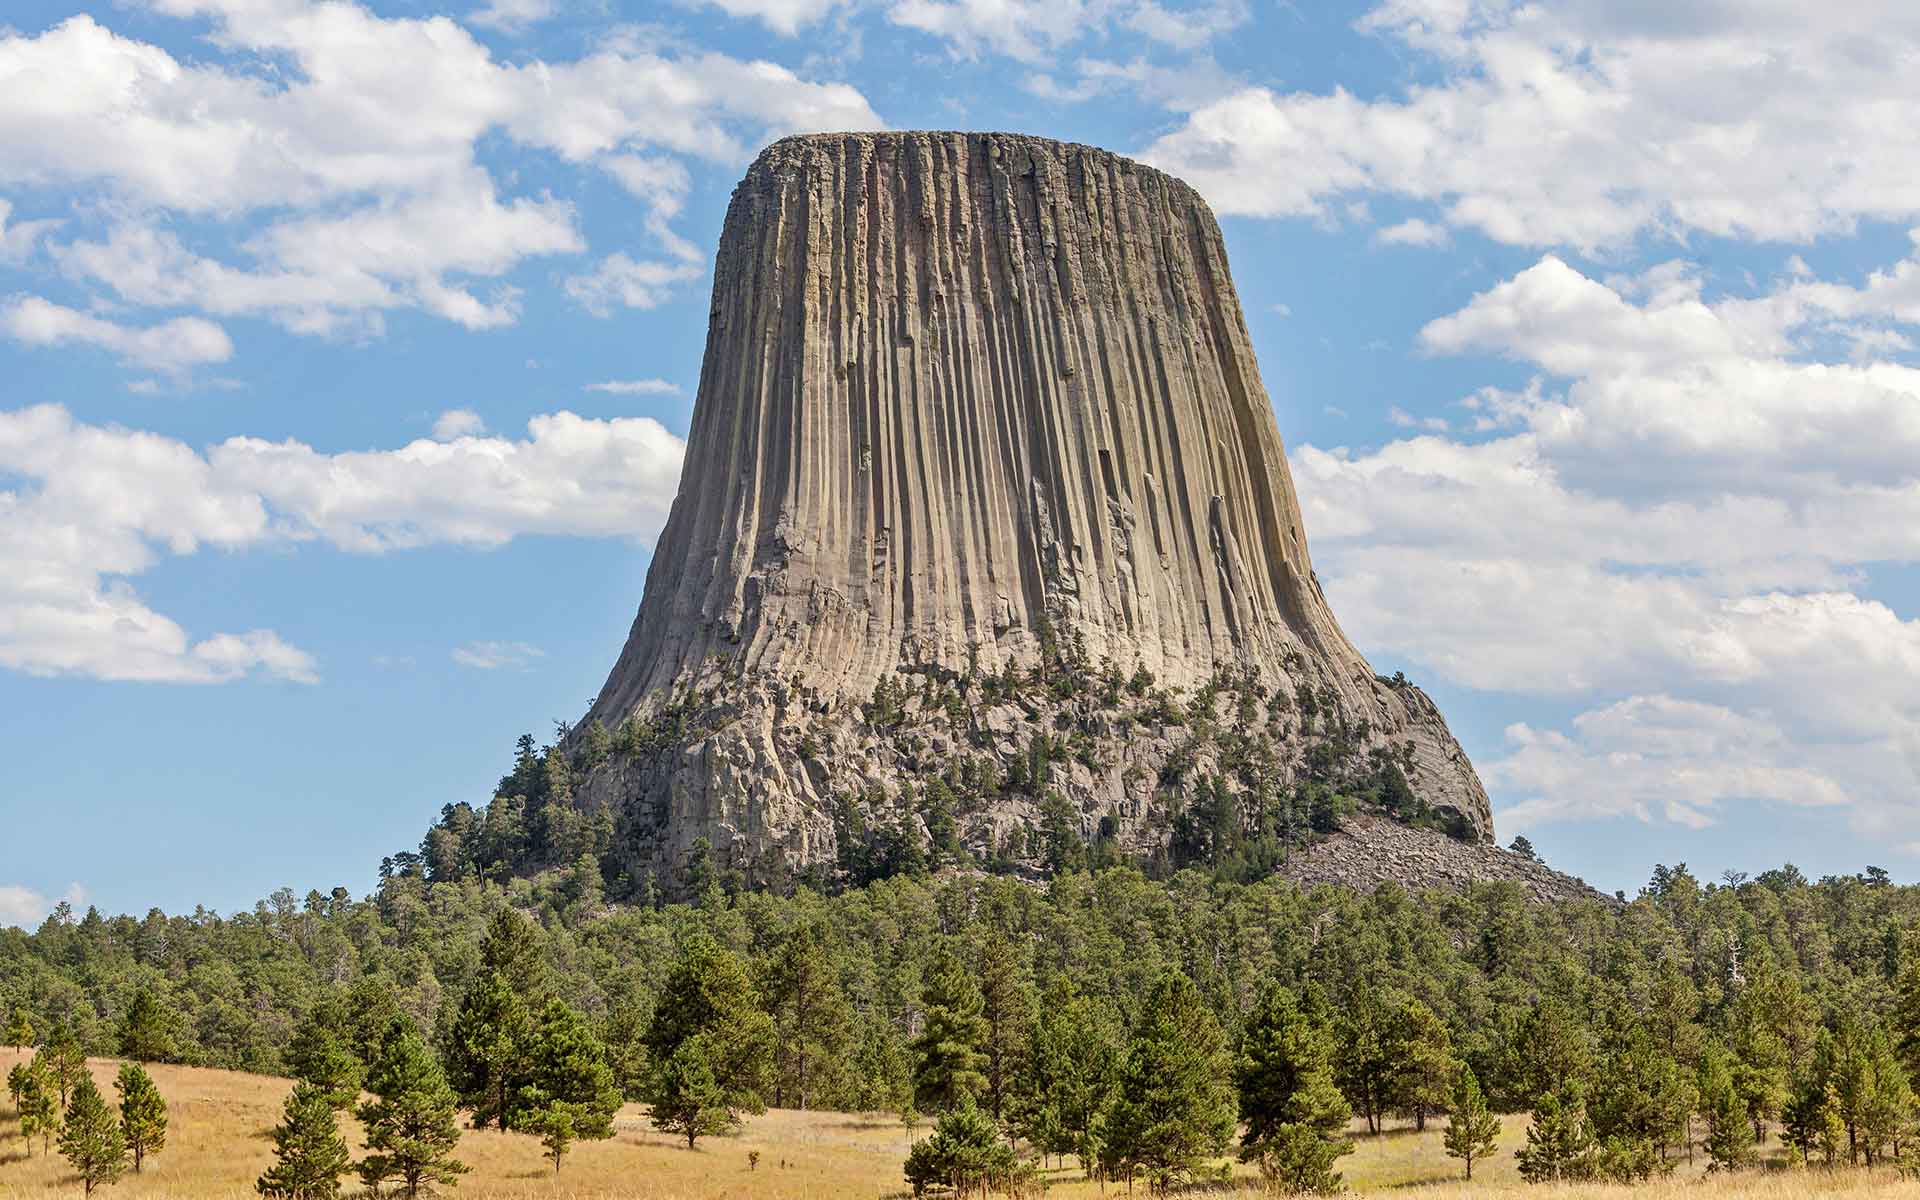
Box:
[3,1049,1919,1199]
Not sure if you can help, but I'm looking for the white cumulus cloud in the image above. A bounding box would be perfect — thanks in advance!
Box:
[1292,240,1920,844]
[1144,1,1920,249]
[2,295,232,372]
[431,409,488,440]
[0,882,88,930]
[0,2,880,344]
[0,404,687,684]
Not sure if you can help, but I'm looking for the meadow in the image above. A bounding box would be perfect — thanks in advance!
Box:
[5,1050,1920,1200]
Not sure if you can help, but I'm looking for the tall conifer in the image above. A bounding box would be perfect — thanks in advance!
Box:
[910,944,988,1114]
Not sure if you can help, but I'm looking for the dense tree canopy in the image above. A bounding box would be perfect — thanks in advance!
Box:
[10,843,1920,1186]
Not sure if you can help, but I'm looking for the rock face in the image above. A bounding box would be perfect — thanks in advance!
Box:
[573,131,1492,889]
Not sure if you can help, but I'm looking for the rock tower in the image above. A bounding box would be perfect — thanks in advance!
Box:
[573,131,1490,888]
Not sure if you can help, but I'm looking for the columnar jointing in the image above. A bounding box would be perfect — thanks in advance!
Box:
[576,132,1491,885]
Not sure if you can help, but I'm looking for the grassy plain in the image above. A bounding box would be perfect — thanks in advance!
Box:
[4,1049,1919,1199]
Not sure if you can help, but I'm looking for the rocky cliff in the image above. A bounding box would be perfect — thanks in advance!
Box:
[571,131,1492,889]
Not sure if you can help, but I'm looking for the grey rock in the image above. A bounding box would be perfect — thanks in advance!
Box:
[572,131,1493,886]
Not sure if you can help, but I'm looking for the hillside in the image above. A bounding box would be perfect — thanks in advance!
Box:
[4,1049,1906,1199]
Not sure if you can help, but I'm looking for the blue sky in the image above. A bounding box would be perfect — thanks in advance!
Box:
[4,0,1920,923]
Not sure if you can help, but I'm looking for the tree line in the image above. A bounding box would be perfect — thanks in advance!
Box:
[10,858,1920,1193]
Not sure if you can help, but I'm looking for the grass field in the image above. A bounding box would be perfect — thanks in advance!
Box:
[4,1049,1919,1198]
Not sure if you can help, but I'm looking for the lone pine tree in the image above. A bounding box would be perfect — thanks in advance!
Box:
[652,1035,734,1148]
[115,1062,168,1172]
[902,1096,1016,1199]
[1442,1067,1500,1180]
[514,996,621,1157]
[5,1061,25,1113]
[59,1071,127,1196]
[44,1019,84,1106]
[356,1029,468,1198]
[257,1083,351,1200]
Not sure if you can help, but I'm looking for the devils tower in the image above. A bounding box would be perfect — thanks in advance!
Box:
[572,131,1491,889]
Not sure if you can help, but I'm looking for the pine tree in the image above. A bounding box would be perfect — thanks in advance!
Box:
[1858,1030,1914,1165]
[343,978,408,1066]
[1515,1083,1595,1183]
[1891,950,1920,1083]
[1729,1017,1789,1142]
[1816,1082,1847,1165]
[257,1083,351,1199]
[44,1020,85,1106]
[852,1021,913,1114]
[356,1029,468,1198]
[479,907,548,998]
[645,935,775,1142]
[976,929,1031,1122]
[1509,998,1593,1105]
[1587,1029,1691,1161]
[116,987,179,1063]
[513,997,621,1151]
[446,970,533,1130]
[1013,975,1119,1175]
[17,1059,58,1157]
[910,944,989,1114]
[526,1101,589,1172]
[903,1096,1017,1198]
[1822,1019,1887,1164]
[762,924,853,1109]
[1235,982,1353,1194]
[1103,971,1237,1191]
[116,1062,168,1172]
[6,1061,26,1113]
[652,1035,733,1148]
[1698,1047,1754,1171]
[286,1011,364,1110]
[58,1070,127,1196]
[7,1008,32,1051]
[1391,998,1454,1131]
[1333,986,1397,1135]
[1443,1067,1500,1180]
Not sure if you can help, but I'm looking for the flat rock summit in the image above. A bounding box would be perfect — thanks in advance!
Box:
[573,131,1494,890]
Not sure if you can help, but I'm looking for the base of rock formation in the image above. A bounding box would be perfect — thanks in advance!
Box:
[573,642,1486,894]
[1276,813,1613,905]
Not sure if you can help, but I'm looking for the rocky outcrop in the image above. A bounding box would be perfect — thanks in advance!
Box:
[1277,814,1614,905]
[571,132,1492,889]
